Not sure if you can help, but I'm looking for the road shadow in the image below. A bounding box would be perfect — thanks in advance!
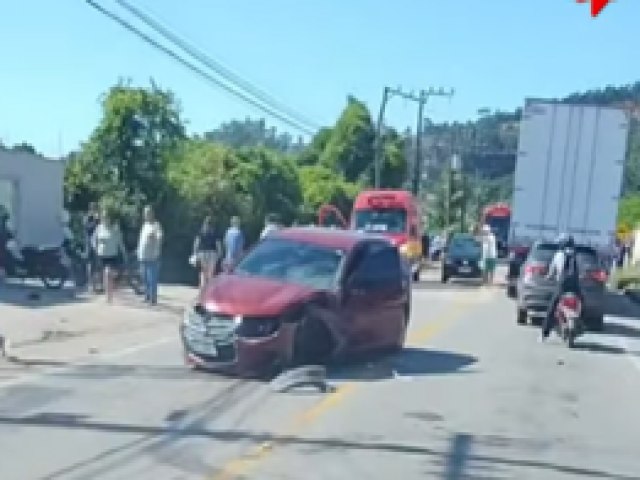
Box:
[0,416,634,480]
[603,291,640,319]
[573,342,627,355]
[328,347,478,382]
[0,281,85,308]
[413,279,484,292]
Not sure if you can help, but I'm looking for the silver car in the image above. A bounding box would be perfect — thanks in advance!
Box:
[516,241,608,331]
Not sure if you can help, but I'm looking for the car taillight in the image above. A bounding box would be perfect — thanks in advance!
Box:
[560,295,580,310]
[589,269,607,283]
[524,265,546,276]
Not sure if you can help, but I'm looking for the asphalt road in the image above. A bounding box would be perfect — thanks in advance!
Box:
[1,268,640,480]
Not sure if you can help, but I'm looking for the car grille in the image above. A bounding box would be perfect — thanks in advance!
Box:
[236,316,281,338]
[190,343,236,363]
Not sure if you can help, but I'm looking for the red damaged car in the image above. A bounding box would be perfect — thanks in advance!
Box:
[181,227,411,376]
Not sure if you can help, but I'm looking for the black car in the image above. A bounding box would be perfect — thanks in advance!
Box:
[515,241,608,331]
[441,233,483,283]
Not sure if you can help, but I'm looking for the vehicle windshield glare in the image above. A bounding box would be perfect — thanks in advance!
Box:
[448,236,481,256]
[234,237,345,290]
[354,208,407,234]
[531,243,599,272]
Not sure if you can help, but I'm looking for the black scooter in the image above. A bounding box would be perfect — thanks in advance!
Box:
[3,239,69,289]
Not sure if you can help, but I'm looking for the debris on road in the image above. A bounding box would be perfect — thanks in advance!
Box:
[270,365,333,393]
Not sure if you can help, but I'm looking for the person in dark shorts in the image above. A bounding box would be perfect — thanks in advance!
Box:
[192,216,221,298]
[92,208,125,303]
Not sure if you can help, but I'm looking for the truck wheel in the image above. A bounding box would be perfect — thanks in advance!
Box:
[517,307,527,325]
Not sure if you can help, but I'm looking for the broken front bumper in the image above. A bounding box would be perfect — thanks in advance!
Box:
[180,308,294,375]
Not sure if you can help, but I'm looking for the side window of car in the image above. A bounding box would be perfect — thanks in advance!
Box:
[352,242,402,285]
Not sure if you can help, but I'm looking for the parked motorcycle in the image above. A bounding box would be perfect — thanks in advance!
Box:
[555,292,583,348]
[3,239,69,289]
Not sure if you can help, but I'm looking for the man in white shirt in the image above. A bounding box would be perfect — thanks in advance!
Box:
[260,213,281,239]
[481,225,498,284]
[137,206,163,306]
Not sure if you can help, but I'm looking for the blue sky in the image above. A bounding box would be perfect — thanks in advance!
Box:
[0,0,637,157]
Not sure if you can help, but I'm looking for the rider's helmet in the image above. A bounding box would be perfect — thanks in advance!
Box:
[556,233,575,251]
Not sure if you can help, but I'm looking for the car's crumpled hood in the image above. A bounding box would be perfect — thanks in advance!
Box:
[201,274,316,317]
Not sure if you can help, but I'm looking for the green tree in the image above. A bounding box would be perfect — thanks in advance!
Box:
[319,96,375,182]
[297,127,333,166]
[65,82,186,222]
[298,165,358,221]
[205,118,304,152]
[379,128,408,188]
[618,194,640,230]
[11,142,38,155]
[229,147,303,238]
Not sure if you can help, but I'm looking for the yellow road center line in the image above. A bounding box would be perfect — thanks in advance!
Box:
[210,291,493,480]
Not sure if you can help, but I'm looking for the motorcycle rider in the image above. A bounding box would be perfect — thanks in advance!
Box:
[541,234,582,341]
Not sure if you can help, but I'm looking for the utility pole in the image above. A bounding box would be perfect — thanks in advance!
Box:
[373,86,454,191]
[412,92,426,196]
[374,87,390,188]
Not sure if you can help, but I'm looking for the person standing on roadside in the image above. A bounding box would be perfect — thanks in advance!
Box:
[481,224,497,285]
[260,213,281,239]
[193,216,221,296]
[137,206,163,306]
[92,208,126,304]
[223,216,245,272]
[84,203,100,291]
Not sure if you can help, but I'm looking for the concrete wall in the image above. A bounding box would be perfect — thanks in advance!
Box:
[0,149,64,246]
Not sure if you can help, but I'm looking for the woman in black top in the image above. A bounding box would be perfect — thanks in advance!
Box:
[193,216,221,295]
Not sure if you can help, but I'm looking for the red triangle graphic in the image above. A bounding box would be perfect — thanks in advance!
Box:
[591,0,611,17]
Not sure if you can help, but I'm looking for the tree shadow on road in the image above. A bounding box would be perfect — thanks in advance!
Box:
[412,279,484,293]
[0,281,85,308]
[327,347,478,382]
[603,291,640,319]
[0,415,635,480]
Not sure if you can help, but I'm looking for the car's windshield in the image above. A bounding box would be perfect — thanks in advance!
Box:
[354,208,407,234]
[531,243,599,272]
[234,237,345,290]
[486,215,510,242]
[448,236,481,257]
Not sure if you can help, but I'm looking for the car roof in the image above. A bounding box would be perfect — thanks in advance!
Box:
[273,227,387,250]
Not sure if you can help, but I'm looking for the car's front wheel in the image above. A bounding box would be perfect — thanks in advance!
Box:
[292,309,335,366]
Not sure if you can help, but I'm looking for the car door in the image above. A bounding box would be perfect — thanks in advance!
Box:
[342,241,408,350]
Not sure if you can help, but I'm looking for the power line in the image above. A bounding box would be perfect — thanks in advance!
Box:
[373,86,454,191]
[115,0,318,132]
[85,0,316,135]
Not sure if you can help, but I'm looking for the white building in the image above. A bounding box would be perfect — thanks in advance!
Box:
[0,148,64,246]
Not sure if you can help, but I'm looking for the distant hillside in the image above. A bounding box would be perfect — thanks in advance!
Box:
[421,81,640,195]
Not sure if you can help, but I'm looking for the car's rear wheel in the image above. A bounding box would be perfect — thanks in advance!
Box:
[507,285,517,298]
[517,307,527,325]
[441,270,449,283]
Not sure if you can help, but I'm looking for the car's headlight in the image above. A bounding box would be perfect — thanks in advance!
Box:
[399,243,411,256]
[183,306,206,332]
